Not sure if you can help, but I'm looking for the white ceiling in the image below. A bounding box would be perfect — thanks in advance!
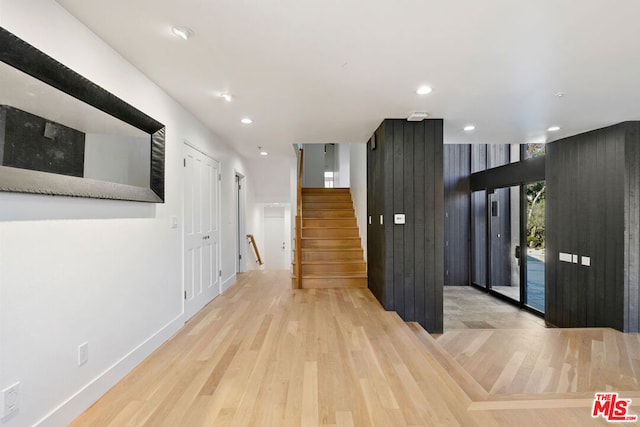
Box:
[56,0,640,159]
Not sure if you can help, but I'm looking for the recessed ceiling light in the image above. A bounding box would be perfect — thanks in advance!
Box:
[555,92,565,98]
[416,86,433,95]
[217,92,232,102]
[464,125,475,131]
[547,126,560,132]
[171,26,193,40]
[258,146,268,156]
[241,118,253,124]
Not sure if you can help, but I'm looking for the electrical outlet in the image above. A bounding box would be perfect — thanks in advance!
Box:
[2,382,20,419]
[78,342,89,366]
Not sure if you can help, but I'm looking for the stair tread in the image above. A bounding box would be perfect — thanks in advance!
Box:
[301,273,367,278]
[302,225,358,230]
[301,236,360,240]
[302,218,356,221]
[300,260,365,264]
[302,208,353,211]
[302,187,351,193]
[301,248,362,251]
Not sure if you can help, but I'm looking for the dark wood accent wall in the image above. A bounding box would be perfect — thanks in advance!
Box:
[625,123,640,332]
[471,144,510,172]
[367,125,386,305]
[444,144,470,286]
[367,119,444,333]
[471,190,487,286]
[470,157,545,192]
[547,122,640,332]
[469,144,511,286]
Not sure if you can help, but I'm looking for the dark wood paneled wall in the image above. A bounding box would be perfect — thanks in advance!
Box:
[547,122,640,332]
[624,123,640,332]
[367,126,386,305]
[471,190,487,286]
[367,119,444,333]
[444,144,470,286]
[469,144,511,286]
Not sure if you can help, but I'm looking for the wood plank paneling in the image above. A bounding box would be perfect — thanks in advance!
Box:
[625,123,640,332]
[366,119,444,333]
[546,122,637,332]
[433,122,445,331]
[444,145,470,286]
[414,124,427,321]
[392,120,405,318]
[366,125,385,304]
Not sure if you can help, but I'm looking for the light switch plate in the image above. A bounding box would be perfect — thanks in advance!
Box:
[394,214,406,224]
[559,252,572,262]
[581,256,591,266]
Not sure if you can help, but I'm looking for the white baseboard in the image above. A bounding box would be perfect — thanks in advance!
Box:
[34,314,184,427]
[221,273,236,293]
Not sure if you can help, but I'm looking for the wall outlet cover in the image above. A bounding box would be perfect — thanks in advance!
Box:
[78,342,89,366]
[2,382,20,419]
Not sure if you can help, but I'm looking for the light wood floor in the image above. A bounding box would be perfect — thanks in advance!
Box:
[72,271,637,426]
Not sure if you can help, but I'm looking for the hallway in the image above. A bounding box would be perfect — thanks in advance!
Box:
[71,271,636,426]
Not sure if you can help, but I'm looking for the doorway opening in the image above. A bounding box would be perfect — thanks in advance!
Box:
[263,206,286,269]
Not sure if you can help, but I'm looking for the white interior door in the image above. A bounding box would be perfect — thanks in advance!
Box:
[184,144,220,320]
[264,207,286,270]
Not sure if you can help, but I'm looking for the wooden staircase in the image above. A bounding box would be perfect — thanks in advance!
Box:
[293,188,367,288]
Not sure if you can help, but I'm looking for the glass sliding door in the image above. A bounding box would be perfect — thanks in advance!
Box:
[524,181,545,312]
[488,186,521,302]
[471,190,487,287]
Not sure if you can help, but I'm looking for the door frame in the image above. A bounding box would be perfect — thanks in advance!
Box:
[475,181,543,315]
[235,171,247,273]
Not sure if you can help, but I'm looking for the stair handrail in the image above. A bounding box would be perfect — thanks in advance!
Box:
[246,234,264,265]
[295,148,304,288]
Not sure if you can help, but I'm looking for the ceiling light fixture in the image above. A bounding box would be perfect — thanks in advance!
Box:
[547,126,560,132]
[258,146,268,156]
[416,86,433,95]
[171,26,193,40]
[555,92,565,98]
[241,118,253,124]
[464,125,475,131]
[218,92,232,102]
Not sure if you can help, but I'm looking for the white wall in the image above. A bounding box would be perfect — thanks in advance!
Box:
[0,1,250,426]
[301,143,325,187]
[337,143,351,187]
[349,143,368,261]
